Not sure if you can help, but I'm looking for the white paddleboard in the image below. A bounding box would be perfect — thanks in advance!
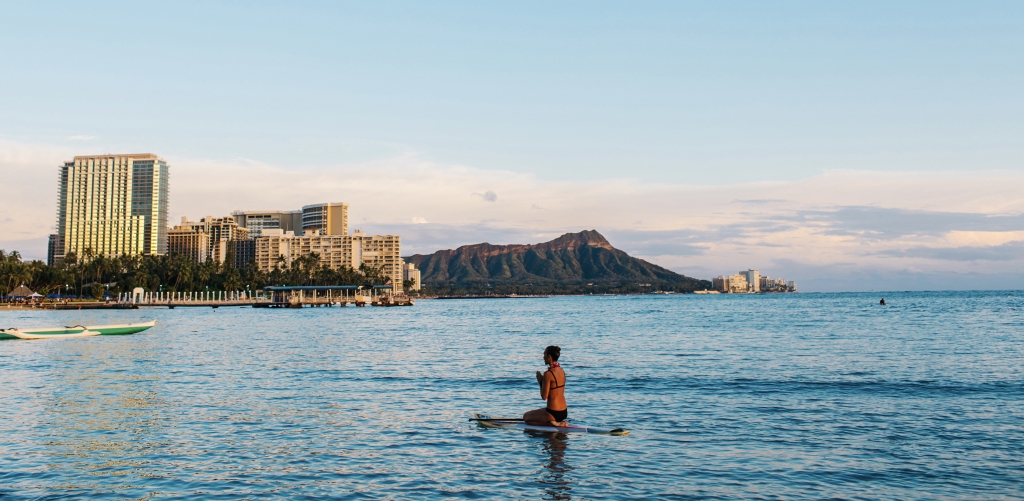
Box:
[471,413,628,435]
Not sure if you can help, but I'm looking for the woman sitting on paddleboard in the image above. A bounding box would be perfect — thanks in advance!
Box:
[524,345,568,427]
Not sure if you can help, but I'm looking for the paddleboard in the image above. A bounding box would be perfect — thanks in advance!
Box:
[471,413,628,435]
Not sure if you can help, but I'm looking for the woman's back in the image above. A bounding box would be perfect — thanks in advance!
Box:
[545,365,566,411]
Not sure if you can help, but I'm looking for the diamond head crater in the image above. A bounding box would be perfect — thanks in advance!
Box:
[404,230,710,295]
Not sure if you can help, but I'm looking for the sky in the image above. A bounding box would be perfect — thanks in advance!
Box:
[1,1,1023,291]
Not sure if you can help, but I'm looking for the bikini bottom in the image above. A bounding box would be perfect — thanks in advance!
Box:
[546,408,568,422]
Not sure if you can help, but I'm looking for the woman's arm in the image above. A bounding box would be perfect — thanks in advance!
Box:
[537,370,553,399]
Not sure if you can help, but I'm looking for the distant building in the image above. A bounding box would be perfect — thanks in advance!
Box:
[54,153,168,261]
[204,216,248,266]
[712,276,726,291]
[403,262,421,291]
[301,202,349,235]
[231,202,399,286]
[727,273,748,293]
[231,209,303,238]
[167,218,209,263]
[758,275,797,292]
[233,239,256,269]
[47,234,58,267]
[353,229,402,283]
[741,269,760,292]
[167,215,250,266]
[255,228,403,289]
[712,274,749,293]
[712,272,745,293]
[232,203,348,237]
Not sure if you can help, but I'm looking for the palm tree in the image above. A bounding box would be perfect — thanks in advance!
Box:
[198,258,216,289]
[223,267,242,292]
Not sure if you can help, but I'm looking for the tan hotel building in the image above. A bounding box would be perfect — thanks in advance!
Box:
[167,215,250,266]
[53,153,168,261]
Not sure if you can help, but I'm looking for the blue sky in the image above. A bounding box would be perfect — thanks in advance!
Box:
[1,2,1023,290]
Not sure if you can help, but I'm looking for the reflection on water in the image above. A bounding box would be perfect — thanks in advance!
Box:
[0,291,1022,499]
[531,431,574,500]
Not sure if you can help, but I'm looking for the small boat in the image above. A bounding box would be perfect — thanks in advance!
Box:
[0,320,156,340]
[470,413,628,435]
[1,328,100,340]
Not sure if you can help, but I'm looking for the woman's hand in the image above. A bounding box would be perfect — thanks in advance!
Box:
[535,371,544,384]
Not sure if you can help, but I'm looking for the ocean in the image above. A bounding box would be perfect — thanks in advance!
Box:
[1,291,1022,499]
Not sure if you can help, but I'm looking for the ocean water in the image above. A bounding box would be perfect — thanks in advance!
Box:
[1,291,1022,500]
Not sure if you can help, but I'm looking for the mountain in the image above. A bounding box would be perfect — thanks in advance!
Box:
[404,230,711,294]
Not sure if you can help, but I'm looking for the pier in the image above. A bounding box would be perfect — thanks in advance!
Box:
[116,285,413,308]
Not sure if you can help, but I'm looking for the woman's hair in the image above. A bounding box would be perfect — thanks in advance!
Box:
[544,345,561,362]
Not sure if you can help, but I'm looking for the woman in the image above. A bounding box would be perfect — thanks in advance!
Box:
[524,345,568,427]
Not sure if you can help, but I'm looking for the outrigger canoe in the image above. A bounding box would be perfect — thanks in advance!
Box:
[2,329,100,340]
[0,319,156,340]
[471,413,629,435]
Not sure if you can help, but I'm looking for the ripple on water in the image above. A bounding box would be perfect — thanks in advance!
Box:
[0,291,1022,499]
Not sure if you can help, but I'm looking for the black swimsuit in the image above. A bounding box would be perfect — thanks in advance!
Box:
[545,368,567,421]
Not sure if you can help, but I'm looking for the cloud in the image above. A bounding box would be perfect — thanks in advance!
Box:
[68,135,95,141]
[472,190,497,202]
[790,206,1024,239]
[877,241,1024,262]
[732,199,788,205]
[412,217,428,224]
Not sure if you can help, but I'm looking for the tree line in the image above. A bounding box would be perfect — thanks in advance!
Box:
[0,248,395,299]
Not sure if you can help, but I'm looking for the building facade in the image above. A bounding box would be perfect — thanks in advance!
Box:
[255,228,403,289]
[759,275,798,292]
[403,262,422,291]
[713,270,797,293]
[256,229,353,272]
[167,215,251,266]
[167,219,209,263]
[204,216,249,265]
[301,202,348,235]
[54,153,169,261]
[712,273,749,293]
[741,269,760,292]
[233,239,257,269]
[231,209,303,238]
[47,234,58,267]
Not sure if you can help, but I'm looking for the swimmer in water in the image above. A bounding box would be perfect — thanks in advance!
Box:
[523,345,568,427]
[880,298,886,305]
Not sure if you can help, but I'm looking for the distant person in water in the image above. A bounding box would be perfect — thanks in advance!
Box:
[880,298,886,305]
[524,345,568,427]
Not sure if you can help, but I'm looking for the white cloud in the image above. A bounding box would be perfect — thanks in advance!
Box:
[471,190,498,202]
[2,139,1023,290]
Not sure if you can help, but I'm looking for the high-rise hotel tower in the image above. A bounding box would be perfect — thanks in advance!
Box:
[54,153,169,262]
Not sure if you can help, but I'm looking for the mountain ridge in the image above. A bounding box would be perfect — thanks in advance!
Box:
[404,230,710,293]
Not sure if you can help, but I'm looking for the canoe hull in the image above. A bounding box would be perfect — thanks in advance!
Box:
[0,320,155,340]
[3,329,100,340]
[92,320,156,335]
